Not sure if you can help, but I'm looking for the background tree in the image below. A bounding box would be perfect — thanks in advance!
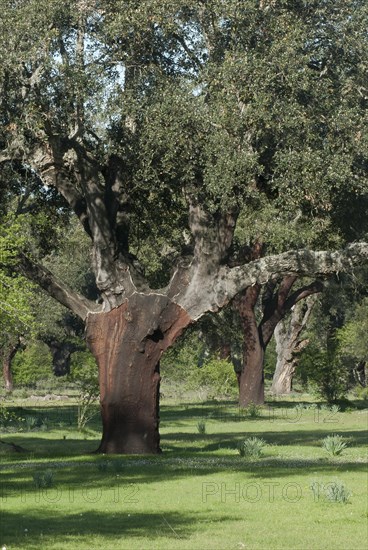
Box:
[34,221,98,376]
[336,298,368,388]
[0,1,367,453]
[0,217,36,390]
[271,294,318,396]
[297,272,368,401]
[0,175,88,387]
[233,276,323,405]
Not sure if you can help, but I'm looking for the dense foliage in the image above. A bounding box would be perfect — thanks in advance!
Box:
[0,1,367,281]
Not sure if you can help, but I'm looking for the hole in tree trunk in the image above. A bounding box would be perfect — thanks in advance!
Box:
[147,329,164,343]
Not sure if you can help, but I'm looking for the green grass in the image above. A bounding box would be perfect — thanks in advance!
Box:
[0,397,367,549]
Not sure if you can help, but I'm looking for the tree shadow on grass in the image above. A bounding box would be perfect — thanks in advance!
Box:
[0,424,366,464]
[237,457,368,478]
[0,434,99,460]
[0,453,367,508]
[162,427,368,449]
[0,509,228,548]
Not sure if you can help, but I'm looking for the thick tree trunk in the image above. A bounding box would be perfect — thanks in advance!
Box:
[235,286,265,407]
[2,338,21,392]
[271,324,297,395]
[86,295,191,454]
[235,277,321,404]
[271,298,315,395]
[238,344,265,407]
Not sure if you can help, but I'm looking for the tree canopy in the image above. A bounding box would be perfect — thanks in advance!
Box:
[1,0,367,288]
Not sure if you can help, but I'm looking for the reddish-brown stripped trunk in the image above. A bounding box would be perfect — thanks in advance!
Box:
[86,295,191,454]
[234,286,265,407]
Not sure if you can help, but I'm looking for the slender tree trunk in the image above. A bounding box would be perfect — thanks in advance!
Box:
[353,361,367,387]
[2,338,21,392]
[86,295,191,454]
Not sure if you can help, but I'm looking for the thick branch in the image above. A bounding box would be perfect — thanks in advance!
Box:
[16,254,101,320]
[261,275,296,324]
[260,278,323,347]
[30,141,147,305]
[175,242,368,321]
[103,155,130,255]
[29,142,92,236]
[277,276,298,308]
[284,279,324,311]
[224,243,368,301]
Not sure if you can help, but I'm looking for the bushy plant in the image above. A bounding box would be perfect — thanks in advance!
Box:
[197,420,206,434]
[33,470,55,488]
[24,415,38,430]
[354,386,368,400]
[299,344,350,403]
[161,331,238,399]
[0,405,23,430]
[336,299,368,366]
[324,481,351,504]
[189,358,238,399]
[160,332,204,384]
[310,480,351,504]
[39,418,49,432]
[11,341,53,387]
[321,434,348,456]
[243,402,262,418]
[69,351,99,430]
[238,437,266,459]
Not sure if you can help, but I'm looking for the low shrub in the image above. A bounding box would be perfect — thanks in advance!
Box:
[197,420,206,434]
[24,415,38,430]
[321,434,348,456]
[324,481,351,504]
[243,402,262,418]
[33,470,55,488]
[0,405,24,430]
[238,437,266,459]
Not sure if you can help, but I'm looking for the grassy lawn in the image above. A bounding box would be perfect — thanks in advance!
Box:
[0,397,367,550]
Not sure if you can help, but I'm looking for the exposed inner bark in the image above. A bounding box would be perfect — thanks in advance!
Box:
[271,334,297,395]
[86,295,191,454]
[234,286,265,407]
